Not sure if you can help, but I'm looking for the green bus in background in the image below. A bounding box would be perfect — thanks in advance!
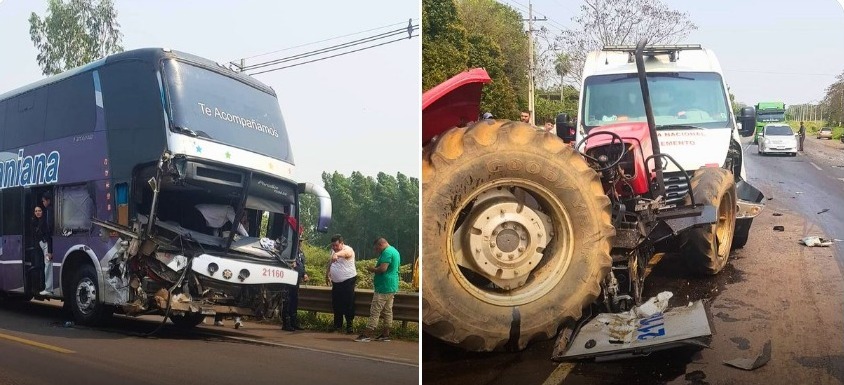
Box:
[753,101,787,143]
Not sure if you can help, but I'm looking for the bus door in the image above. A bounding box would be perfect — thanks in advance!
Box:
[0,187,32,295]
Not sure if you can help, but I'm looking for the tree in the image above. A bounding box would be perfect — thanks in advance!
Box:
[457,0,530,109]
[466,33,519,120]
[29,0,123,76]
[822,70,844,126]
[306,171,418,265]
[422,0,469,91]
[556,0,697,83]
[554,53,572,111]
[423,0,529,119]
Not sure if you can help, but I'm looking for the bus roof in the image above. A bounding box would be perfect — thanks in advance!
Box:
[0,48,276,101]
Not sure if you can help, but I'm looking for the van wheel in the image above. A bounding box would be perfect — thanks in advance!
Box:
[681,168,737,275]
[69,264,112,325]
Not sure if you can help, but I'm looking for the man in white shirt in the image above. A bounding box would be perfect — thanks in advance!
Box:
[326,234,357,334]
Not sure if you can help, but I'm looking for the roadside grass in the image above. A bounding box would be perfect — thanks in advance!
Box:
[787,120,844,140]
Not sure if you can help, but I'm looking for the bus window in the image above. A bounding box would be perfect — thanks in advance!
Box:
[4,90,47,149]
[45,73,96,140]
[1,187,24,235]
[57,184,94,233]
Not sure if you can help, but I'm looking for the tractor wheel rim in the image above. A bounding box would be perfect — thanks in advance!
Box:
[448,180,575,306]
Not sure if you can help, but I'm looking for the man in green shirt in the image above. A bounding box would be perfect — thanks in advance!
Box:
[355,237,401,342]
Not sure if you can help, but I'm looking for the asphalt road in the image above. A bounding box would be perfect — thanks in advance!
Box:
[423,136,844,385]
[0,301,419,385]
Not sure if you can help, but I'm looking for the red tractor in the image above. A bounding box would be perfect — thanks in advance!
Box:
[422,41,764,352]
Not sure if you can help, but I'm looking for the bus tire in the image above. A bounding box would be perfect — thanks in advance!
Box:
[68,264,112,325]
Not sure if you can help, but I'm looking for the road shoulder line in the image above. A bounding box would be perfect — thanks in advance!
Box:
[0,331,75,354]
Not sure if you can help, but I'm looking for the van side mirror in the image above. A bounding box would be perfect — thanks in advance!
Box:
[555,113,575,143]
[738,106,756,137]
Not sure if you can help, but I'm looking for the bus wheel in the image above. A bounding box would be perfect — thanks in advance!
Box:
[69,264,112,325]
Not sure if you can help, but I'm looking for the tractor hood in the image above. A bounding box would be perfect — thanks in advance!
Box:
[422,68,491,145]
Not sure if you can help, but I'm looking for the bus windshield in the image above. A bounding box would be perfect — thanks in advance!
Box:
[163,60,293,163]
[581,72,730,131]
[757,111,785,122]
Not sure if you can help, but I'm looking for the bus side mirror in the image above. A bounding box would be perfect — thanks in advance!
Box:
[298,182,332,233]
[555,113,575,143]
[738,106,756,137]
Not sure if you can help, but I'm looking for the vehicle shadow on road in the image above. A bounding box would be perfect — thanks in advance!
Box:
[0,299,234,342]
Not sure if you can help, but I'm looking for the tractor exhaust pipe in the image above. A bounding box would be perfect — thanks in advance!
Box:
[634,39,666,200]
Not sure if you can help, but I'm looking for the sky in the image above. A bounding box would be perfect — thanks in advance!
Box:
[0,0,421,186]
[504,0,844,107]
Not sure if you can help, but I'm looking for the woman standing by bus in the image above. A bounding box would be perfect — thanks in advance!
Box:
[32,205,53,296]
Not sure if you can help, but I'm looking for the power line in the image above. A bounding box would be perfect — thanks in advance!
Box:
[231,20,417,74]
[250,34,418,75]
[500,0,570,32]
[242,27,410,71]
[227,19,417,63]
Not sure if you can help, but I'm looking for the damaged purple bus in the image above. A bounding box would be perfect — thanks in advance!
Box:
[0,48,331,327]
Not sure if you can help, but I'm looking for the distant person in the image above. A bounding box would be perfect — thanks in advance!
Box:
[520,110,531,124]
[327,234,357,334]
[543,120,555,133]
[798,121,806,151]
[355,238,401,342]
[282,238,309,331]
[32,205,53,296]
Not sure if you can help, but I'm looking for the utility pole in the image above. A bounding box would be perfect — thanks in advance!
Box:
[525,1,546,125]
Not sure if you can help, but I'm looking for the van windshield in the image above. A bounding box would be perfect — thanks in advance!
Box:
[582,72,731,131]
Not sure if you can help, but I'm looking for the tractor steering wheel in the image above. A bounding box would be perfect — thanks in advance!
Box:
[575,131,628,172]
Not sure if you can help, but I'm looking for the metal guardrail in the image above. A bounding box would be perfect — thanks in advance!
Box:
[298,286,419,322]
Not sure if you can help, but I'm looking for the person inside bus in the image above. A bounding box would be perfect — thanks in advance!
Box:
[32,205,53,296]
[194,204,248,238]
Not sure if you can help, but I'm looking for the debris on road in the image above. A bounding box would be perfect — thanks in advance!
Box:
[554,295,711,361]
[772,212,783,216]
[799,236,833,247]
[817,208,830,214]
[724,340,772,370]
[773,226,785,231]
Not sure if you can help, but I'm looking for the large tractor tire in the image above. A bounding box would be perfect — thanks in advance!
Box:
[421,120,614,352]
[680,167,737,275]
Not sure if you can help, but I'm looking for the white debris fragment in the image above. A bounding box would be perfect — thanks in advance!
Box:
[633,291,673,318]
[799,236,833,247]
